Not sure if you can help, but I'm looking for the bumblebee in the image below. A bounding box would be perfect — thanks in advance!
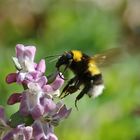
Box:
[55,48,123,109]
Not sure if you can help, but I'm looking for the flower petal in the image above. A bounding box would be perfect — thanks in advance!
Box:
[19,93,30,116]
[43,85,53,93]
[21,126,33,140]
[6,73,17,84]
[16,44,25,59]
[7,93,22,105]
[32,121,45,140]
[31,104,44,119]
[16,72,27,83]
[2,131,13,140]
[37,76,47,88]
[57,105,72,119]
[41,98,56,113]
[50,75,64,91]
[47,133,58,140]
[36,59,46,73]
[16,44,36,61]
[24,46,36,61]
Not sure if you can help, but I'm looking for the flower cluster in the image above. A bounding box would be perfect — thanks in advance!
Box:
[0,44,71,140]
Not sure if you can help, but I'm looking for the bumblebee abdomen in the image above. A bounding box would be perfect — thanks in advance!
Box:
[87,59,101,76]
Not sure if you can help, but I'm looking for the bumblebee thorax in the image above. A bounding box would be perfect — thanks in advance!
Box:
[71,50,83,62]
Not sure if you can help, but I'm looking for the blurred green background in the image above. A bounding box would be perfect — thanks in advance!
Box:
[1,0,140,140]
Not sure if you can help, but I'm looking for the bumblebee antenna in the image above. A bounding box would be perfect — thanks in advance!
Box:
[44,54,61,59]
[49,57,59,63]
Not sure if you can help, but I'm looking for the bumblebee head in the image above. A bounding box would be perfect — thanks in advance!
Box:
[56,51,73,70]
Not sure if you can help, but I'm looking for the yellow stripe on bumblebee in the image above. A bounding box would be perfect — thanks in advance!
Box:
[71,50,82,62]
[88,59,101,75]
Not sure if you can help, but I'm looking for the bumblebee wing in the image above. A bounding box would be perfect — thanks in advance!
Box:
[91,47,125,67]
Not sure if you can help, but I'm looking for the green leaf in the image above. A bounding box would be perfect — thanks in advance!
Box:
[9,111,34,128]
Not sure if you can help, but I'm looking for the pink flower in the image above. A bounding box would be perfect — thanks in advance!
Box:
[3,44,71,140]
[2,125,33,140]
[43,74,64,98]
[32,120,57,140]
[0,107,33,140]
[32,104,71,140]
[19,76,47,119]
[6,44,46,85]
[14,44,36,72]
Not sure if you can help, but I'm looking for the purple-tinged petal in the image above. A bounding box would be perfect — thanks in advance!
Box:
[16,72,26,83]
[51,75,64,91]
[15,44,36,72]
[20,91,43,118]
[43,85,53,93]
[21,126,33,140]
[32,121,55,140]
[47,133,58,140]
[31,104,44,119]
[20,72,40,85]
[57,105,72,119]
[27,82,42,94]
[34,63,37,68]
[16,44,25,58]
[32,121,45,140]
[7,93,22,105]
[37,76,47,88]
[6,73,17,84]
[3,125,33,140]
[16,44,36,61]
[2,131,13,140]
[20,90,44,119]
[25,73,35,81]
[28,71,40,80]
[41,98,56,113]
[53,102,64,113]
[36,59,46,73]
[40,137,47,140]
[24,46,36,61]
[19,93,30,116]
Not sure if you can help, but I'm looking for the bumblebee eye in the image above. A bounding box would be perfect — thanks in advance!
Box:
[66,53,72,59]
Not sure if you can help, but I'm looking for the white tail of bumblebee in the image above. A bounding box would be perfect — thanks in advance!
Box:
[88,84,105,98]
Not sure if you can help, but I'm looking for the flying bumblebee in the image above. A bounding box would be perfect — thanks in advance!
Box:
[55,47,125,109]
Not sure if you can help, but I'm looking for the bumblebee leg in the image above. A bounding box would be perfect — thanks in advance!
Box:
[66,79,81,93]
[63,77,77,92]
[61,82,81,99]
[60,91,70,99]
[75,84,91,110]
[59,76,78,98]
